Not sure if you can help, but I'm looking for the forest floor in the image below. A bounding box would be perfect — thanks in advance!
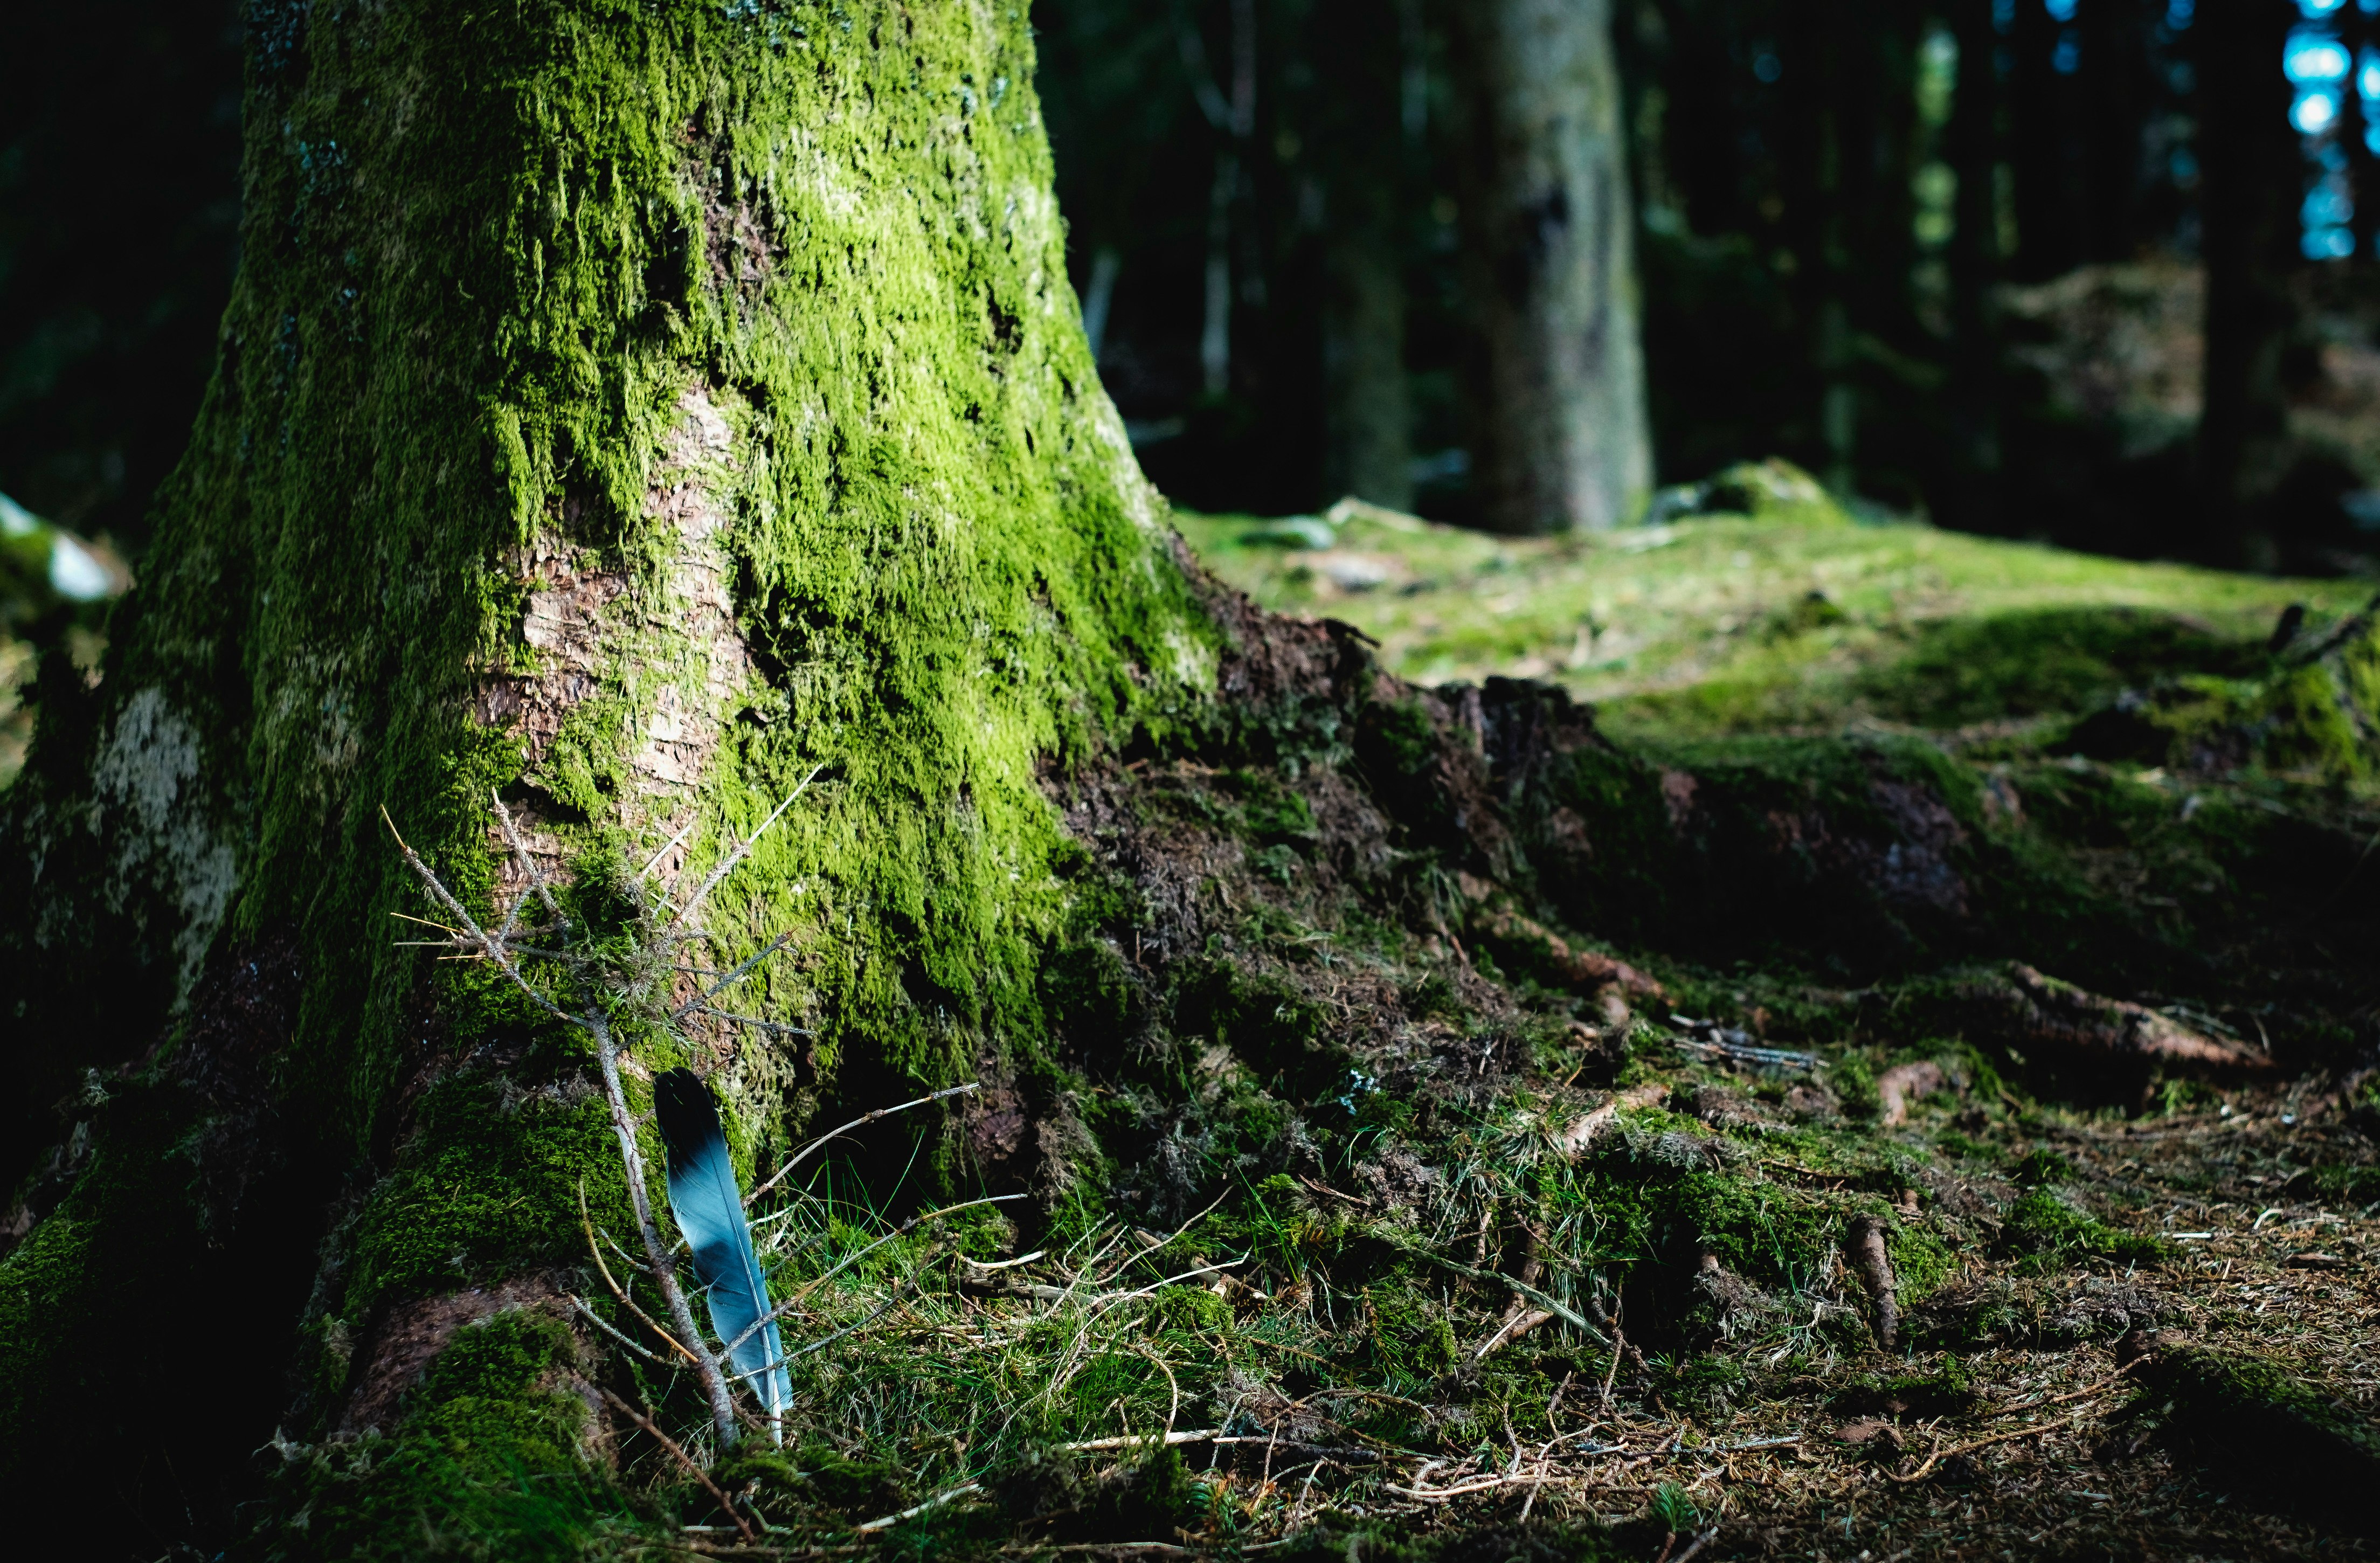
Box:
[233,473,2380,1560]
[1170,482,2374,738]
[576,479,2380,1561]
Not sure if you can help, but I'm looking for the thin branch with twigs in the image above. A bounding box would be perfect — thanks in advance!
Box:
[384,784,821,1448]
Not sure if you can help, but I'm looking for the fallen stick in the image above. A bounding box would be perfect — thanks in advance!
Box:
[1977,1361,2138,1419]
[1886,1420,2063,1484]
[853,1481,984,1533]
[1670,1528,1722,1563]
[1060,1428,1221,1453]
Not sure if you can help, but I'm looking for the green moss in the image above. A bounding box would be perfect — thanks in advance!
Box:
[1562,1153,1838,1291]
[2148,1345,2380,1528]
[1150,1284,1231,1333]
[2312,1163,2380,1208]
[1858,607,2256,729]
[1687,459,1854,529]
[1886,1223,1959,1303]
[2010,1149,2078,1186]
[1172,496,2363,727]
[2053,610,2380,783]
[1654,1353,1748,1412]
[1171,962,1345,1102]
[345,1075,628,1316]
[255,1309,611,1562]
[2001,1187,2169,1274]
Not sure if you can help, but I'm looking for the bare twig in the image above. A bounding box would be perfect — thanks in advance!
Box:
[382,806,568,1022]
[1976,1361,2139,1419]
[594,1384,755,1542]
[1476,1308,1556,1361]
[489,790,566,936]
[579,1180,702,1367]
[1060,1428,1222,1453]
[568,1294,672,1366]
[746,1083,982,1206]
[640,812,702,879]
[589,1009,740,1442]
[687,1008,812,1037]
[675,769,822,928]
[853,1481,983,1534]
[672,930,796,1022]
[1671,1528,1721,1563]
[1886,1420,2064,1484]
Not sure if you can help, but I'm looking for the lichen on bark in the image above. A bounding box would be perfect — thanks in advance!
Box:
[0,0,1210,1526]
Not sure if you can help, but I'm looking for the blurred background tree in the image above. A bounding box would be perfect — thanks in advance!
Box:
[6,0,2380,774]
[1033,0,2380,562]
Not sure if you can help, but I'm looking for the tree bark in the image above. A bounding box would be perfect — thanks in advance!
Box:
[1450,0,1652,534]
[0,0,1206,1541]
[1318,0,1414,512]
[1323,228,1415,512]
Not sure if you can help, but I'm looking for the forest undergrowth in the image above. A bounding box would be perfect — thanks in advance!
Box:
[246,483,2380,1561]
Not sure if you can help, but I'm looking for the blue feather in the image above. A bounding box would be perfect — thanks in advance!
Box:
[655,1068,791,1439]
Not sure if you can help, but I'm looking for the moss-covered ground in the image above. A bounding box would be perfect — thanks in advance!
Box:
[213,485,2380,1559]
[1172,484,2374,749]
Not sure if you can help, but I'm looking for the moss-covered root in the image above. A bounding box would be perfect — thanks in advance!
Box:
[2143,1344,2380,1532]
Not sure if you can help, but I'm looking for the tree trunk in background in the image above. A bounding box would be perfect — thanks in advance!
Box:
[2010,0,2082,282]
[1945,0,2007,521]
[2197,0,2303,562]
[0,0,1206,1543]
[2080,0,2148,264]
[1323,233,1414,510]
[1776,0,1858,492]
[1451,0,1652,533]
[1319,0,1413,511]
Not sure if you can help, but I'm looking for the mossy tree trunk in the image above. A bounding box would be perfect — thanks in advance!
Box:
[0,0,1209,1545]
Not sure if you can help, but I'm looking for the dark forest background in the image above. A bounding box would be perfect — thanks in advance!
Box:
[6,1,2380,577]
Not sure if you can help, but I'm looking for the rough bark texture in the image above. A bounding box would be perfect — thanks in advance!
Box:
[0,0,1207,1538]
[1451,0,1651,534]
